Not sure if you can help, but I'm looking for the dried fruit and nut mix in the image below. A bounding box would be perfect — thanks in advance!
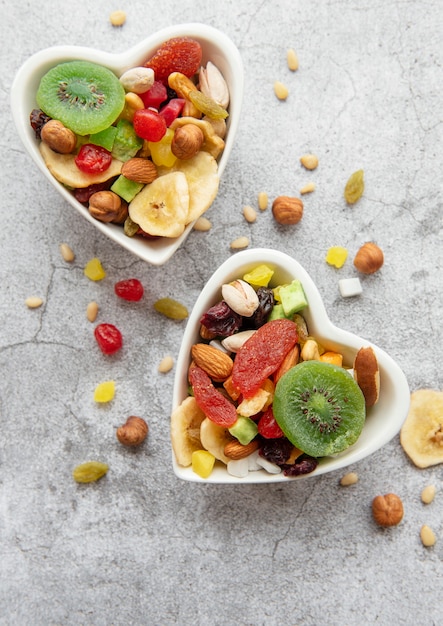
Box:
[29,37,230,240]
[171,264,381,479]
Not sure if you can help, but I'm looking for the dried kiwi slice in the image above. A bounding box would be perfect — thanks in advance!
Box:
[36,60,125,135]
[273,361,366,457]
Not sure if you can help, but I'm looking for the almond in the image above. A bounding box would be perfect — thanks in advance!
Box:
[121,158,158,184]
[224,439,259,460]
[191,343,234,381]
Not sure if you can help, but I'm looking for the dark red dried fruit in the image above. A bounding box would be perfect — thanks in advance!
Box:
[282,456,319,476]
[144,37,202,83]
[73,181,111,204]
[259,437,293,465]
[94,323,123,355]
[189,365,238,427]
[30,108,51,139]
[114,278,144,302]
[232,319,299,398]
[243,287,275,329]
[200,301,242,337]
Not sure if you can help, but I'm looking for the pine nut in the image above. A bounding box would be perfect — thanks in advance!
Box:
[274,81,289,101]
[300,154,319,170]
[420,525,436,547]
[230,236,250,250]
[110,10,126,26]
[287,48,299,71]
[243,205,257,223]
[86,301,99,323]
[421,484,436,504]
[193,217,212,231]
[158,355,174,373]
[258,191,269,211]
[59,243,75,262]
[340,472,359,486]
[300,182,316,195]
[25,296,43,309]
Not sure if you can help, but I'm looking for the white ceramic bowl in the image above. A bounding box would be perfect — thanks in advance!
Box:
[172,248,410,483]
[11,23,243,265]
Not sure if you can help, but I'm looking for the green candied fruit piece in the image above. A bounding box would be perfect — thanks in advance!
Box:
[154,297,188,320]
[111,175,144,202]
[228,416,258,445]
[279,279,308,317]
[89,126,118,151]
[72,461,109,483]
[188,90,229,119]
[111,119,143,162]
[268,303,288,321]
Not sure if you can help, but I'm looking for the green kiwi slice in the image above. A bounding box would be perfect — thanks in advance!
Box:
[273,360,366,457]
[36,60,125,136]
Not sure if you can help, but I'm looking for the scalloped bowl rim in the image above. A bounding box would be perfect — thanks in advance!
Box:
[10,23,244,265]
[172,248,410,483]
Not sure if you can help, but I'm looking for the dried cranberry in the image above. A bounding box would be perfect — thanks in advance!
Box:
[259,437,293,465]
[114,278,144,302]
[73,181,112,204]
[282,455,319,477]
[244,287,275,329]
[200,301,242,337]
[94,323,123,355]
[30,109,51,139]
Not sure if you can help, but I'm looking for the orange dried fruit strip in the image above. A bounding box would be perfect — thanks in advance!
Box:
[189,365,238,427]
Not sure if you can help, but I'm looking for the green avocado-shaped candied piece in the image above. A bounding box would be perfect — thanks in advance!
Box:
[111,119,143,162]
[279,279,308,317]
[273,360,366,457]
[36,60,125,136]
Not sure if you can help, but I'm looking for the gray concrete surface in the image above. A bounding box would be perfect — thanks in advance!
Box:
[1,1,442,624]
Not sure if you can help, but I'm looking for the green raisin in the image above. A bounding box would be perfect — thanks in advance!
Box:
[344,169,364,204]
[154,297,188,320]
[188,90,229,120]
[72,461,109,483]
[124,215,140,237]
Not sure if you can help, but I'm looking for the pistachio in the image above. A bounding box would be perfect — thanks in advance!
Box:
[199,61,230,108]
[221,330,256,353]
[119,67,155,94]
[221,279,259,318]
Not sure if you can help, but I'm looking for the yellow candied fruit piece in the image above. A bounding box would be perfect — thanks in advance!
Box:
[148,128,177,167]
[243,264,275,288]
[272,284,288,303]
[319,351,343,367]
[93,380,116,403]
[325,246,348,269]
[192,450,216,478]
[84,257,106,281]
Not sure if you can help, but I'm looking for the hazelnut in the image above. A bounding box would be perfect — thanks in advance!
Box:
[353,242,384,274]
[40,119,77,154]
[372,493,404,526]
[88,191,128,224]
[116,416,148,447]
[171,124,204,160]
[272,196,303,225]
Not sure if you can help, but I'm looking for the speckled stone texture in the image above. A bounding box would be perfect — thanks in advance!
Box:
[1,1,442,624]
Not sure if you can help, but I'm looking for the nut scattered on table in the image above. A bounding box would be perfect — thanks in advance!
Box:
[300,154,318,170]
[274,81,289,100]
[116,416,148,446]
[243,205,257,223]
[158,355,174,373]
[287,48,299,71]
[86,301,99,323]
[372,493,404,527]
[421,484,436,504]
[300,182,316,195]
[59,242,75,262]
[193,216,212,232]
[420,525,436,547]
[25,296,43,309]
[340,471,359,486]
[230,236,250,250]
[272,196,303,225]
[353,242,384,274]
[110,10,126,26]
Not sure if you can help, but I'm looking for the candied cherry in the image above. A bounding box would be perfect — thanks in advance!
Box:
[75,144,113,174]
[94,323,123,355]
[257,406,285,439]
[133,109,167,142]
[114,278,144,302]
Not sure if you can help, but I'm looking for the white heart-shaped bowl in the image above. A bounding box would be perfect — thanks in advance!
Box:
[11,23,244,265]
[172,248,410,483]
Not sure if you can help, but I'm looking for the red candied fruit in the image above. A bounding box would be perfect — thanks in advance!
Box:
[189,365,238,427]
[159,98,186,126]
[114,278,144,302]
[75,144,113,174]
[133,109,167,142]
[139,80,168,109]
[257,406,285,439]
[144,37,202,83]
[94,323,123,355]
